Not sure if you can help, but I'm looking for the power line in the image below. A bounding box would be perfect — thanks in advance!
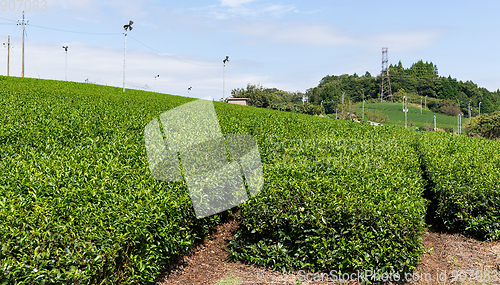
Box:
[30,24,120,35]
[1,15,119,35]
[0,16,17,23]
[2,16,216,67]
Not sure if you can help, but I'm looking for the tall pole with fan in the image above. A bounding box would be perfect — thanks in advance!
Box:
[223,56,229,101]
[62,46,68,81]
[123,20,133,92]
[154,74,159,92]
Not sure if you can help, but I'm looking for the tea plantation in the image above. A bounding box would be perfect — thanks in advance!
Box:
[418,132,500,240]
[0,76,499,284]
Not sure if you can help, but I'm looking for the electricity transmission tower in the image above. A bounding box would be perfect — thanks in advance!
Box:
[2,36,11,76]
[17,11,29,78]
[380,47,393,102]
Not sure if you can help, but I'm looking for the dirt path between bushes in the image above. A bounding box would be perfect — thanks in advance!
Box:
[155,219,500,285]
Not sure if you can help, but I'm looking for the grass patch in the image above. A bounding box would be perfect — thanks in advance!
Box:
[356,102,463,131]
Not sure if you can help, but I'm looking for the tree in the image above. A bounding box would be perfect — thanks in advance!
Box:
[465,111,500,139]
[319,81,342,103]
[231,60,500,117]
[456,91,468,110]
[409,60,438,78]
[232,84,279,108]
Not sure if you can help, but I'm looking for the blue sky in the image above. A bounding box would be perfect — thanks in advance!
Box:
[0,0,499,99]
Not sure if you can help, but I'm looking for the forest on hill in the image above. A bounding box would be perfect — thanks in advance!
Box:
[231,60,500,118]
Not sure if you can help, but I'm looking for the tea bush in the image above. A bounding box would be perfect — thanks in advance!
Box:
[223,106,428,277]
[0,77,220,284]
[2,75,497,284]
[417,132,500,240]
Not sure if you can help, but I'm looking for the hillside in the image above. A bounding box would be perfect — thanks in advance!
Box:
[231,61,500,126]
[358,101,463,131]
[1,76,499,284]
[307,61,500,115]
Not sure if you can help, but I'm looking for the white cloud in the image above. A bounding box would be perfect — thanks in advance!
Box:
[50,0,147,18]
[107,0,148,18]
[199,1,297,19]
[219,0,256,8]
[233,21,353,47]
[366,28,445,52]
[260,4,299,17]
[228,4,297,18]
[56,0,100,11]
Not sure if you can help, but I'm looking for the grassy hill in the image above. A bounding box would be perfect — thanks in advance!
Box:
[355,101,463,131]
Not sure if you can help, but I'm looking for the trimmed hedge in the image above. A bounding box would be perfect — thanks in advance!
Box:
[4,75,497,283]
[223,109,428,276]
[0,77,219,284]
[417,132,500,240]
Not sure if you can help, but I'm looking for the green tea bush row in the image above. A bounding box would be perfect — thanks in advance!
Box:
[417,132,500,240]
[0,77,220,284]
[219,105,428,276]
[5,75,496,283]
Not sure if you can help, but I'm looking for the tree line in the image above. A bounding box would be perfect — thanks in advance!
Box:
[230,60,500,118]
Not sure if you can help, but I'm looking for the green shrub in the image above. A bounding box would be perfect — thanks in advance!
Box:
[227,120,427,277]
[365,109,389,123]
[417,132,500,240]
[465,111,500,139]
[4,75,497,284]
[0,77,219,284]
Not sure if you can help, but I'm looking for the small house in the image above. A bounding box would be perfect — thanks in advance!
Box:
[227,98,249,106]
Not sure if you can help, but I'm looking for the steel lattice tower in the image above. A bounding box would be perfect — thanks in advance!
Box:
[380,47,393,102]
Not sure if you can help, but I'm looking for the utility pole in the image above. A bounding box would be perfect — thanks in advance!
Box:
[123,20,133,92]
[154,74,159,92]
[457,113,462,135]
[223,56,229,100]
[460,114,463,134]
[361,88,365,121]
[479,102,482,117]
[341,92,345,118]
[62,46,68,81]
[380,47,393,102]
[434,115,437,131]
[403,95,408,128]
[420,97,423,114]
[2,36,11,76]
[17,11,29,78]
[349,100,352,121]
[468,101,471,119]
[459,114,463,134]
